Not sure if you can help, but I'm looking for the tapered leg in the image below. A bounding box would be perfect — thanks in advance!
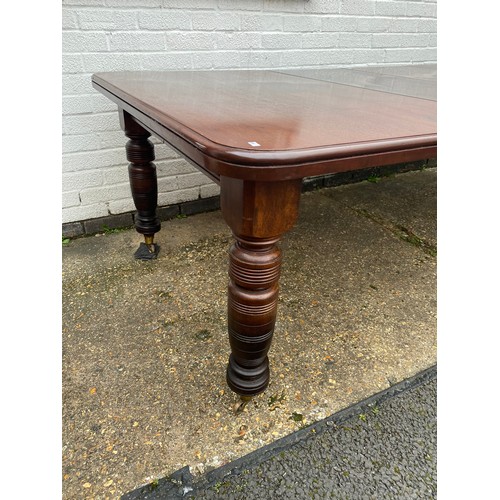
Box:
[220,176,302,398]
[120,110,161,259]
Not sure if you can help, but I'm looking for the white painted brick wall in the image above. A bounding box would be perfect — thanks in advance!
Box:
[62,0,437,225]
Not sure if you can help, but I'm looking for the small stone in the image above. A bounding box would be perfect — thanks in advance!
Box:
[104,479,113,487]
[82,483,91,489]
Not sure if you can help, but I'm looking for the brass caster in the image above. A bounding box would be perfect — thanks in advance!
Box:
[144,235,155,253]
[233,396,252,414]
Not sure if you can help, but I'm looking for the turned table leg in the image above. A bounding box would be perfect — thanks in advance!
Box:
[120,110,161,259]
[220,176,302,402]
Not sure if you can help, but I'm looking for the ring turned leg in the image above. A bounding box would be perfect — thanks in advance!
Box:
[220,176,302,400]
[120,110,161,259]
[227,234,282,396]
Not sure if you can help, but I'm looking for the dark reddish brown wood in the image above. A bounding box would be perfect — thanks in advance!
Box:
[92,70,437,182]
[220,176,302,396]
[120,110,161,256]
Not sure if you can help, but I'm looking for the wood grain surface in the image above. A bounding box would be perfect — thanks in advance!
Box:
[92,68,436,180]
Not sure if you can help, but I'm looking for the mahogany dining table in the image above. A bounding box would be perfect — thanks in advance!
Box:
[91,65,437,405]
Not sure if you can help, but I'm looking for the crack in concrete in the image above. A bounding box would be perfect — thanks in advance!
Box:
[351,207,437,257]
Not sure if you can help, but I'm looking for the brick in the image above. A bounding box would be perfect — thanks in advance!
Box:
[80,183,132,205]
[62,148,125,173]
[303,0,340,14]
[157,158,197,176]
[158,187,199,206]
[109,32,165,52]
[338,32,372,48]
[302,33,339,49]
[181,196,220,215]
[106,0,162,6]
[284,15,322,32]
[244,51,283,68]
[83,212,134,234]
[211,51,241,69]
[63,113,120,135]
[389,18,420,33]
[154,145,182,161]
[62,31,108,53]
[384,47,436,63]
[62,9,78,29]
[82,53,144,72]
[157,176,180,193]
[191,11,240,31]
[215,32,261,50]
[200,183,220,199]
[218,0,263,11]
[263,0,305,12]
[108,199,136,215]
[62,203,108,224]
[63,170,103,191]
[98,130,129,150]
[62,191,81,209]
[240,13,283,31]
[384,48,414,63]
[351,48,386,64]
[417,18,437,33]
[356,16,391,33]
[162,0,217,8]
[321,16,358,32]
[191,52,216,69]
[322,49,354,65]
[140,52,193,70]
[373,33,431,48]
[375,1,408,17]
[62,222,84,238]
[302,176,324,192]
[157,204,179,221]
[138,10,191,30]
[91,94,118,113]
[62,0,105,5]
[339,0,375,15]
[62,95,94,115]
[176,172,213,190]
[165,32,215,51]
[262,33,302,49]
[406,2,437,18]
[63,54,84,74]
[78,9,138,30]
[103,166,129,185]
[62,73,94,95]
[62,134,102,154]
[281,49,352,67]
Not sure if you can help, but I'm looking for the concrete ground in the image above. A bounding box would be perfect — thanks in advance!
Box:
[62,168,437,499]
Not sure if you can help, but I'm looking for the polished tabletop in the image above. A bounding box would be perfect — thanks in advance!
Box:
[278,64,437,100]
[92,65,436,178]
